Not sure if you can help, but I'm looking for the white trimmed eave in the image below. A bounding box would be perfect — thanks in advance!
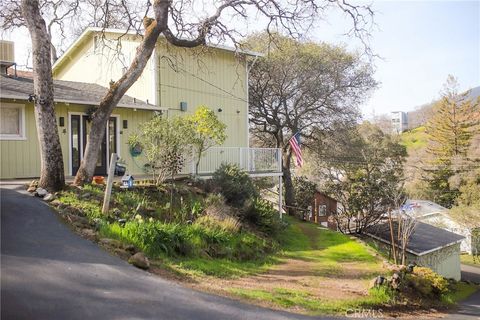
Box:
[0,94,166,111]
[52,27,264,73]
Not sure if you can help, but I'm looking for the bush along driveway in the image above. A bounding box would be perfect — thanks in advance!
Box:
[0,186,328,320]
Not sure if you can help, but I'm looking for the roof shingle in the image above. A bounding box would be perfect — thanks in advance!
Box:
[367,221,464,256]
[0,74,160,111]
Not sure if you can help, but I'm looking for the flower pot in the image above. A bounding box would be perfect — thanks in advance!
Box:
[92,176,105,184]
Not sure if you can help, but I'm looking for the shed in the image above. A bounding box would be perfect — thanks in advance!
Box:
[367,221,464,280]
[308,191,337,230]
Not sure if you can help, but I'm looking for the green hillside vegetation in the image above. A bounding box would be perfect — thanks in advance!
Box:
[400,126,428,152]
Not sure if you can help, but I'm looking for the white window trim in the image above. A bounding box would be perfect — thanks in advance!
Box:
[0,103,26,140]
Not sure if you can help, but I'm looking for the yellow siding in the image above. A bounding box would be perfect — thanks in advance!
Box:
[0,40,15,63]
[53,31,249,149]
[53,33,156,105]
[158,43,248,147]
[0,100,40,178]
[0,98,154,179]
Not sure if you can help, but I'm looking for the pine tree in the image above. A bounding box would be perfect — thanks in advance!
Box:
[423,75,480,207]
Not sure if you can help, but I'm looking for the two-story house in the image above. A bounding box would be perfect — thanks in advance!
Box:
[0,29,282,185]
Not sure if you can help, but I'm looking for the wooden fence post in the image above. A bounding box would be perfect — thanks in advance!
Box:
[102,153,118,214]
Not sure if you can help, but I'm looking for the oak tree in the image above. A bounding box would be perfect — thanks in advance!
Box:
[247,34,376,213]
[313,123,407,234]
[5,0,375,188]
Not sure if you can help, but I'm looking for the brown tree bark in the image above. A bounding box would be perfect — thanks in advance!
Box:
[21,0,65,191]
[282,148,296,216]
[74,3,170,185]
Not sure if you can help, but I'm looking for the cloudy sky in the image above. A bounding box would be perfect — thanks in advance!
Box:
[2,0,479,118]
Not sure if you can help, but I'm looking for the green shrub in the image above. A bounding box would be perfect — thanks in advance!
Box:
[195,214,240,233]
[293,176,317,210]
[404,267,449,298]
[204,193,226,207]
[212,164,258,207]
[100,218,271,261]
[243,198,283,237]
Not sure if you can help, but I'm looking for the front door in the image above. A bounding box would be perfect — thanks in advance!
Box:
[70,114,118,176]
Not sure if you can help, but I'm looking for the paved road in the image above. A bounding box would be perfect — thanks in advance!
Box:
[447,289,480,320]
[445,265,480,320]
[1,186,329,320]
[462,264,480,284]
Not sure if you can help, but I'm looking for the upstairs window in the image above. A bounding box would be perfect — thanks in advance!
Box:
[0,103,26,140]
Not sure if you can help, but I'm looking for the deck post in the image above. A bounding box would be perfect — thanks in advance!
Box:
[278,175,283,220]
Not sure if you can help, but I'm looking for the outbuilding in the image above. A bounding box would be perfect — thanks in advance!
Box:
[307,191,338,230]
[367,221,464,280]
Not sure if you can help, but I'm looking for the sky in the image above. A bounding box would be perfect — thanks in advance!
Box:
[310,0,480,117]
[2,0,479,118]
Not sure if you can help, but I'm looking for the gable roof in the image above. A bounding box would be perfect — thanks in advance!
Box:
[53,27,263,73]
[0,74,162,111]
[366,221,464,256]
[315,191,337,203]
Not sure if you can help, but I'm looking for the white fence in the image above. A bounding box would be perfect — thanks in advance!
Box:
[184,147,282,176]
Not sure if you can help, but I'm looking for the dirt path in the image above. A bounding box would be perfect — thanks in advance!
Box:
[190,224,376,304]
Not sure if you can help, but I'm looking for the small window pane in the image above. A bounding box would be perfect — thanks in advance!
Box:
[0,108,20,135]
[319,205,327,216]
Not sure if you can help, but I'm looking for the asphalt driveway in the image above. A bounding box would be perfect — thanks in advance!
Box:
[0,186,329,320]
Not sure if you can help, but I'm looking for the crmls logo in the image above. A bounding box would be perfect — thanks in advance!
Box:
[345,308,384,318]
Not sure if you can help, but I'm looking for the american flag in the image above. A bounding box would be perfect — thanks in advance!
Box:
[289,132,303,167]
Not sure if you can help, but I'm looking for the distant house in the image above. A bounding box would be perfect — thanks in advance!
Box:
[402,200,475,254]
[391,111,408,133]
[307,191,337,230]
[367,221,464,280]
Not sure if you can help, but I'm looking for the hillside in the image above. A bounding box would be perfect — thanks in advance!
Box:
[400,126,428,152]
[407,85,479,130]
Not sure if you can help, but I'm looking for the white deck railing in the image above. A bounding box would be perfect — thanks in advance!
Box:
[184,147,282,176]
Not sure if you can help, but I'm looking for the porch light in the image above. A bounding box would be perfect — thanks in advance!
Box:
[180,101,187,112]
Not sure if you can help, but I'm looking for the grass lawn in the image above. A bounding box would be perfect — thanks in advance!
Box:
[441,282,479,305]
[400,126,428,152]
[169,218,388,316]
[460,254,480,268]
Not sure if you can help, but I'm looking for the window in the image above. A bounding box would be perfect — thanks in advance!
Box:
[0,103,25,140]
[319,204,327,216]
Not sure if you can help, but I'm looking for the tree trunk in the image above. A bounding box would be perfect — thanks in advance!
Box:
[74,3,170,185]
[21,0,65,191]
[282,149,296,215]
[73,111,109,184]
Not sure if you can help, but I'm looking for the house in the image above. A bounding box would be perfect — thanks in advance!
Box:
[402,199,476,254]
[0,30,282,185]
[391,111,408,133]
[367,221,464,280]
[307,191,337,230]
[0,72,158,178]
